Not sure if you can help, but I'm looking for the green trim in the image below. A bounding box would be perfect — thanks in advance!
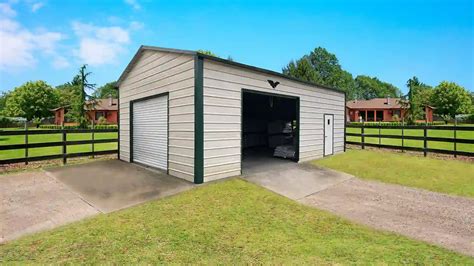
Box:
[194,55,204,184]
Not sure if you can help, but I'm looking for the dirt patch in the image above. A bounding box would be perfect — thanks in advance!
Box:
[299,178,474,256]
[0,155,117,175]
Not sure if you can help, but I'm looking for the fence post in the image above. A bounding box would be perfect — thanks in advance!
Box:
[62,128,67,164]
[401,123,405,152]
[91,120,95,159]
[361,123,365,149]
[24,121,28,165]
[423,126,427,157]
[454,120,457,158]
[378,122,381,146]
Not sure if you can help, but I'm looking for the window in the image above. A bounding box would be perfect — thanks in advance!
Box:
[393,109,401,117]
[95,111,105,120]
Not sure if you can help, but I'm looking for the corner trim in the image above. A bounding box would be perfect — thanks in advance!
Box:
[194,55,204,184]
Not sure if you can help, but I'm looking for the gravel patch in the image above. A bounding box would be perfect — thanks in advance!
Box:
[299,178,474,256]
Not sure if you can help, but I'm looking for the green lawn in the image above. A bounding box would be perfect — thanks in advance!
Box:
[313,149,474,197]
[0,179,471,264]
[0,129,117,160]
[346,126,474,153]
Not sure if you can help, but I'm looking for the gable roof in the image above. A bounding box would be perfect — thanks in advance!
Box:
[51,99,118,112]
[346,98,404,109]
[115,45,344,95]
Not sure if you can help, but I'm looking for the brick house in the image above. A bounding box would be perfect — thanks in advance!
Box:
[346,97,434,122]
[53,98,118,125]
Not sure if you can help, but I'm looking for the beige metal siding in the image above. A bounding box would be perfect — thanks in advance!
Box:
[202,60,345,182]
[119,50,195,182]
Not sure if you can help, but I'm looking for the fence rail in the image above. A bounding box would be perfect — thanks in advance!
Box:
[0,128,118,165]
[345,124,474,157]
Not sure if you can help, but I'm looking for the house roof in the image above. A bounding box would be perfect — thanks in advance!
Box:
[346,98,404,109]
[115,45,344,95]
[86,98,118,111]
[52,98,118,112]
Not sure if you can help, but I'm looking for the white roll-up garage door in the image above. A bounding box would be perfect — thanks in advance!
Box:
[132,95,168,170]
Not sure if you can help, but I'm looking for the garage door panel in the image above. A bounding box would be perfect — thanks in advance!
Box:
[132,94,168,170]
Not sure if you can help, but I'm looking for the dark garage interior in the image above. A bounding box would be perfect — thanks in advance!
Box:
[241,90,299,173]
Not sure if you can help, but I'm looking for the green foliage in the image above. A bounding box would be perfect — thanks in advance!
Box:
[55,77,81,108]
[3,81,58,120]
[97,116,108,125]
[92,81,117,99]
[31,117,42,128]
[0,91,10,115]
[197,49,218,57]
[67,65,96,128]
[354,75,401,100]
[403,76,434,123]
[0,116,23,128]
[282,47,399,101]
[431,81,472,119]
[347,121,445,126]
[39,124,117,129]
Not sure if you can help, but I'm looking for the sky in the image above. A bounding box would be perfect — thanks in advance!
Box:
[0,0,473,94]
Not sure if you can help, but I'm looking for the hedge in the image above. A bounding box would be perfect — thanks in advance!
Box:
[39,124,118,130]
[347,121,446,127]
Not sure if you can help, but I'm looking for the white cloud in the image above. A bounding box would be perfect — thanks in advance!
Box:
[124,0,140,10]
[129,21,144,31]
[0,2,16,17]
[52,55,70,69]
[0,18,65,70]
[72,22,131,66]
[31,2,44,12]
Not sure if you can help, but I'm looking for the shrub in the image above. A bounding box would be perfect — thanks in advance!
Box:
[39,124,118,130]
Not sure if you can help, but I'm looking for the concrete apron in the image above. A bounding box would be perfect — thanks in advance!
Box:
[242,161,353,200]
[45,160,194,213]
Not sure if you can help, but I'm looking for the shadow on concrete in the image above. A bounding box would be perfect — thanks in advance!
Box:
[45,160,194,213]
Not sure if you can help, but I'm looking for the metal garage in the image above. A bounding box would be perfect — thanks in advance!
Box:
[116,46,346,184]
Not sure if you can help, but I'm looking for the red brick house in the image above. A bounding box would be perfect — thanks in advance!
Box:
[346,97,434,122]
[53,98,118,125]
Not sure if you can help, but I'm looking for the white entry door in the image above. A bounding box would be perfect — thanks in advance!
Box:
[324,114,334,156]
[132,95,168,170]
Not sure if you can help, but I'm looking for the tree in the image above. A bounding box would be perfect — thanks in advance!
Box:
[67,65,96,127]
[354,75,401,100]
[282,47,358,99]
[404,76,433,123]
[93,81,117,98]
[3,81,58,120]
[55,76,81,108]
[0,91,10,115]
[431,81,472,119]
[197,50,218,57]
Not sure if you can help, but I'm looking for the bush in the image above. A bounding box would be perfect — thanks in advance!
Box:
[39,124,118,130]
[97,116,108,125]
[0,116,24,128]
[347,121,445,127]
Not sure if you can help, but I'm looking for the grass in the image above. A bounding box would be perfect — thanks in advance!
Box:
[0,128,117,160]
[0,178,471,264]
[312,149,474,197]
[346,126,474,153]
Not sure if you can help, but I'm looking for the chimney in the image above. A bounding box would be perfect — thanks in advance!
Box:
[386,96,390,105]
[108,94,112,106]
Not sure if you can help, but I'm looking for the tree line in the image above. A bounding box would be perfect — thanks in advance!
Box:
[0,65,117,127]
[1,47,473,124]
[283,46,473,122]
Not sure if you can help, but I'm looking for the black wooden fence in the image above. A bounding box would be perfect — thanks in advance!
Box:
[345,124,474,157]
[0,128,118,165]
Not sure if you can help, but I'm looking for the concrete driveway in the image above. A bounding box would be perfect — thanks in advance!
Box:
[1,160,193,243]
[45,160,194,213]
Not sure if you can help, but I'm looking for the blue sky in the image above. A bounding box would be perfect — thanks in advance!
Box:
[0,0,473,94]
